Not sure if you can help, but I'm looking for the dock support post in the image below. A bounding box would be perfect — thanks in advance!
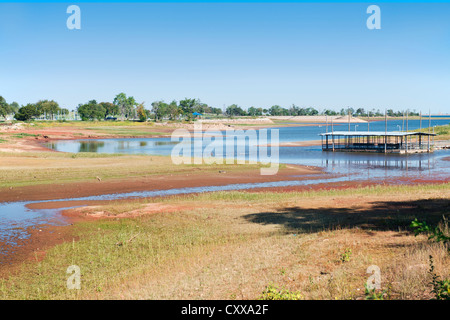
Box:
[384,110,387,154]
[428,110,431,152]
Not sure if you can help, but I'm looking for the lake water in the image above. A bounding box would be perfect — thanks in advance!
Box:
[1,120,449,261]
[45,119,450,182]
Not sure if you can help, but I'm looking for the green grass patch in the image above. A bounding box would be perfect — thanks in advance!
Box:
[0,210,242,299]
[85,127,168,136]
[11,133,38,139]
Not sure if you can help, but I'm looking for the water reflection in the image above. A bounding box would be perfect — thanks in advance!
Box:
[78,141,105,153]
[321,158,432,171]
[46,139,178,155]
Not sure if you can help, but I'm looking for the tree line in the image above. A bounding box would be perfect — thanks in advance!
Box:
[322,107,420,117]
[1,96,70,121]
[1,94,421,122]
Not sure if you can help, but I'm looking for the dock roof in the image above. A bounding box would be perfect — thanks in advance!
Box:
[319,131,436,137]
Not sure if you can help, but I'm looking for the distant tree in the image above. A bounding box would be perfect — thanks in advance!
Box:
[14,104,40,121]
[355,108,366,116]
[211,107,223,116]
[61,108,70,117]
[0,96,12,119]
[145,109,152,120]
[226,104,247,117]
[113,93,137,120]
[167,100,181,120]
[136,103,147,122]
[248,106,263,117]
[179,98,200,120]
[36,100,60,120]
[289,105,302,116]
[346,107,355,116]
[195,102,211,114]
[9,101,20,114]
[151,101,170,121]
[297,107,307,116]
[77,100,106,121]
[268,105,283,116]
[99,102,119,118]
[305,107,319,116]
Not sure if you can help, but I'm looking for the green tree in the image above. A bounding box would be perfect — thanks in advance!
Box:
[179,98,200,120]
[136,103,147,122]
[355,108,366,116]
[77,100,106,121]
[226,104,247,117]
[36,100,60,120]
[288,105,302,116]
[305,107,319,116]
[113,93,137,120]
[167,100,181,120]
[0,96,12,119]
[99,102,119,118]
[151,101,169,121]
[14,104,40,121]
[269,105,283,116]
[211,107,223,116]
[248,106,263,116]
[9,101,20,114]
[60,108,70,118]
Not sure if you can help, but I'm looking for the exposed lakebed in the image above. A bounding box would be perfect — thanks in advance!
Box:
[1,120,449,262]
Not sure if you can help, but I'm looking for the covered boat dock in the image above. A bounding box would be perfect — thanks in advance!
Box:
[319,131,436,153]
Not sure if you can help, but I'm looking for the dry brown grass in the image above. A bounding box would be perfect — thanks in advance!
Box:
[1,184,449,300]
[79,185,450,300]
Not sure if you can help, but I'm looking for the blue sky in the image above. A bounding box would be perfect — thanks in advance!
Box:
[0,2,449,113]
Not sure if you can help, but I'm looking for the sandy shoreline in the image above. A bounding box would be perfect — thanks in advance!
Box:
[269,115,368,123]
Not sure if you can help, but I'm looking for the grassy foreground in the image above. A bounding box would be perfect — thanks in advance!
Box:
[1,183,449,300]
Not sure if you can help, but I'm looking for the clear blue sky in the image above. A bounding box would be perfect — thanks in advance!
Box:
[0,2,449,114]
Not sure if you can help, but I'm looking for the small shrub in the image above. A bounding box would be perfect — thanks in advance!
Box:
[259,284,303,300]
[429,255,450,300]
[364,284,390,300]
[340,248,352,263]
[410,217,450,249]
